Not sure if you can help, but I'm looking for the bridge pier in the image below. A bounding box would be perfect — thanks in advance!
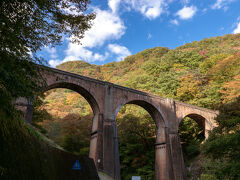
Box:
[101,85,121,180]
[102,118,115,178]
[155,126,174,180]
[168,133,186,180]
[100,118,120,180]
[160,98,186,180]
[89,113,104,170]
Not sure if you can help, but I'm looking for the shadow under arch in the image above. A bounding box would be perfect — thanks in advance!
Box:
[114,99,165,128]
[39,82,100,115]
[114,99,167,179]
[178,113,207,138]
[178,113,206,176]
[34,81,101,163]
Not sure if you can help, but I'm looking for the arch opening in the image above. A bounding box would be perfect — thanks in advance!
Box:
[115,100,165,128]
[178,114,206,176]
[41,82,100,115]
[115,100,165,180]
[32,85,98,157]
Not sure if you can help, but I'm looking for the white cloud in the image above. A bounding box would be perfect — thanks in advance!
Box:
[63,7,125,61]
[108,44,131,61]
[233,22,240,34]
[49,43,131,67]
[79,8,125,48]
[58,2,85,16]
[49,59,62,67]
[45,46,57,59]
[147,33,152,39]
[49,45,109,67]
[108,0,121,13]
[170,19,179,25]
[124,0,166,20]
[176,6,197,20]
[63,43,109,63]
[52,0,170,66]
[211,0,235,10]
[54,7,126,67]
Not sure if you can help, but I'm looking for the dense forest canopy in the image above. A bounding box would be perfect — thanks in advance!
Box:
[34,34,240,179]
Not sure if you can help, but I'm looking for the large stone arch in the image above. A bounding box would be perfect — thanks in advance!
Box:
[178,113,207,138]
[16,68,105,168]
[114,99,166,127]
[40,82,100,116]
[38,81,102,164]
[40,68,103,114]
[114,99,173,180]
[176,106,218,138]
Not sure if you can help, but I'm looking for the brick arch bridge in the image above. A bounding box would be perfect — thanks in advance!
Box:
[16,65,218,180]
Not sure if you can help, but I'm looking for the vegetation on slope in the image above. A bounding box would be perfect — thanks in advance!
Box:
[201,98,240,179]
[33,89,93,156]
[0,110,99,180]
[34,34,240,179]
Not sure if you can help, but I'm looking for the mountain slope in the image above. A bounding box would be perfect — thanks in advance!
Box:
[56,33,240,108]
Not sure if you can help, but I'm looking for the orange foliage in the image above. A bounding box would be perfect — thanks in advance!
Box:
[177,74,202,102]
[66,93,80,105]
[220,75,240,102]
[208,53,240,82]
[198,49,208,58]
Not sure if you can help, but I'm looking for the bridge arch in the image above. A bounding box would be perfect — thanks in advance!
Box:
[34,81,102,165]
[177,111,215,139]
[114,99,172,179]
[178,113,206,137]
[39,82,100,115]
[114,99,165,127]
[179,113,207,126]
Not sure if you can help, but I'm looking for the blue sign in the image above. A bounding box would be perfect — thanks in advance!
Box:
[72,160,82,170]
[132,176,141,180]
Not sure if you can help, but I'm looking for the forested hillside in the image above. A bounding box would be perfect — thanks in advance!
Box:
[34,34,240,179]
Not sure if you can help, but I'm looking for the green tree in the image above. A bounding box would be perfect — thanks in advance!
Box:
[199,53,230,74]
[0,0,95,114]
[201,98,240,179]
[117,106,156,180]
[61,114,92,156]
[177,73,202,103]
[179,117,204,164]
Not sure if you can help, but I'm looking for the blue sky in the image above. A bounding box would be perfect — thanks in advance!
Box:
[39,0,240,67]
